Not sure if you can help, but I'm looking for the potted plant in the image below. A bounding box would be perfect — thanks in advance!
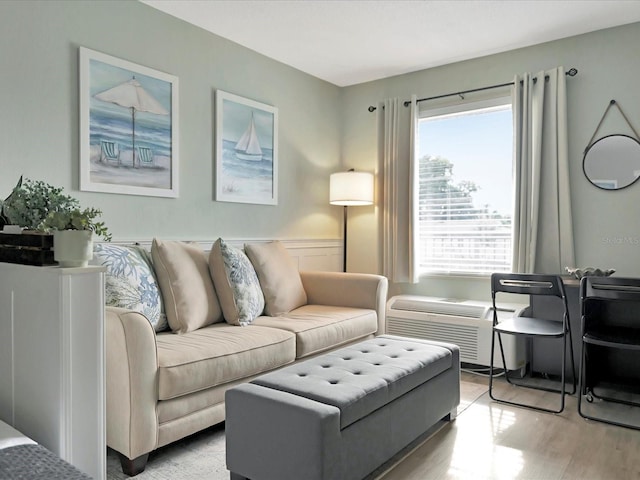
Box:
[39,207,112,268]
[1,177,111,267]
[39,207,112,241]
[1,177,80,231]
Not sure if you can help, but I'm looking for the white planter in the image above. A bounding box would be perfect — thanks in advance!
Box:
[54,230,93,268]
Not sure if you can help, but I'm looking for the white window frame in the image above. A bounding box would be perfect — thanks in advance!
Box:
[416,94,514,277]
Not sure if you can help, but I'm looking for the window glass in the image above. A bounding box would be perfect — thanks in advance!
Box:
[417,97,513,275]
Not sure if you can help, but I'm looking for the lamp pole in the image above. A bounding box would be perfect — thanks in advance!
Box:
[342,205,348,272]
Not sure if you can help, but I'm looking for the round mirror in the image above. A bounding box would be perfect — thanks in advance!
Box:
[583,134,640,190]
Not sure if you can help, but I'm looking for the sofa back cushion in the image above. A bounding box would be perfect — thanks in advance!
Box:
[209,238,265,326]
[152,239,223,334]
[244,241,307,316]
[94,243,168,332]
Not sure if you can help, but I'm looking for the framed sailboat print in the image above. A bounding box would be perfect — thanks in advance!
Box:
[215,90,278,205]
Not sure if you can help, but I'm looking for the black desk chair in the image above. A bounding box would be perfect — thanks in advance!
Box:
[489,273,576,413]
[579,276,640,429]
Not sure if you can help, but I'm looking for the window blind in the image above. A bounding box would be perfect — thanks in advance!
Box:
[417,97,513,275]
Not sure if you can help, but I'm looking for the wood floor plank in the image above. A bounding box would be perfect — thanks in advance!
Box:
[379,372,640,480]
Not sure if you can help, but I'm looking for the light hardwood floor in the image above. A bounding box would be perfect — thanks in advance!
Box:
[381,372,640,480]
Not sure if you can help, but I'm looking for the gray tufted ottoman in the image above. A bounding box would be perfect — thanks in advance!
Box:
[226,335,460,480]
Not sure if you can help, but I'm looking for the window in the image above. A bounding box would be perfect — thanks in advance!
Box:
[416,96,513,275]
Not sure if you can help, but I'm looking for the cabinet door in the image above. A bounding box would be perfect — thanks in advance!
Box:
[0,264,105,480]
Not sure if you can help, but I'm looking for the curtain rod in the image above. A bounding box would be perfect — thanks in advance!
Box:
[367,67,578,112]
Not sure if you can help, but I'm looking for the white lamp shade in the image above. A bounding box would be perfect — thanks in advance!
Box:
[329,171,374,206]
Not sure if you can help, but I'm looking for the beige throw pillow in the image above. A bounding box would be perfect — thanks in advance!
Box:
[209,238,265,326]
[244,241,307,316]
[151,239,223,334]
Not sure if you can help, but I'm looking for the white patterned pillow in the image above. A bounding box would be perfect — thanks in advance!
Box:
[94,243,168,332]
[209,238,265,326]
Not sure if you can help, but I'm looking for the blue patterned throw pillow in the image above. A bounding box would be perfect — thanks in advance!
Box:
[94,243,168,332]
[209,238,265,326]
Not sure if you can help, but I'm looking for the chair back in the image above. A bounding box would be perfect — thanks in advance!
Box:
[492,273,568,327]
[101,140,118,159]
[491,273,565,299]
[581,276,640,302]
[138,146,153,165]
[581,276,640,331]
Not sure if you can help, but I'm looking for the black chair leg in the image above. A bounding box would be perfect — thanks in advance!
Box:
[488,329,504,402]
[578,337,588,419]
[490,331,568,414]
[566,324,577,395]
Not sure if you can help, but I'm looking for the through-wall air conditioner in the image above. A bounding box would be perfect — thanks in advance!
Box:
[386,295,529,372]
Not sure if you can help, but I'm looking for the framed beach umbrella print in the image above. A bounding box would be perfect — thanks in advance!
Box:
[79,47,179,197]
[215,90,278,205]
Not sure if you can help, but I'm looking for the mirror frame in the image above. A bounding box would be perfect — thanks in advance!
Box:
[583,134,640,191]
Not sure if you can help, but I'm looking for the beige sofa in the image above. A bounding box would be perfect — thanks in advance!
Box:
[102,239,388,476]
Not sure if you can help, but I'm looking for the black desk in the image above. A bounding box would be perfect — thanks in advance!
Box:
[578,276,640,429]
[530,277,640,382]
[529,278,581,380]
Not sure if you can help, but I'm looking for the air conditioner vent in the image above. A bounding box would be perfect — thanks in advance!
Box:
[389,297,488,319]
[386,295,529,370]
[388,317,479,362]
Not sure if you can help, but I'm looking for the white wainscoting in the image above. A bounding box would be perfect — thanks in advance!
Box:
[108,238,343,272]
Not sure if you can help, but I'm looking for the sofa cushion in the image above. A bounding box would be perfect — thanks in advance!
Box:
[157,376,243,425]
[152,239,223,334]
[252,305,378,358]
[252,335,454,429]
[244,241,307,316]
[94,243,167,332]
[209,238,265,326]
[156,323,296,400]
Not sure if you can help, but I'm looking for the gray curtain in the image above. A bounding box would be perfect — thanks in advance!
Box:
[380,97,417,283]
[512,67,575,273]
[409,95,419,283]
[380,97,400,281]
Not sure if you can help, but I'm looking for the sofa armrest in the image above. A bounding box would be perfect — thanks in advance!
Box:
[105,307,159,460]
[299,271,388,334]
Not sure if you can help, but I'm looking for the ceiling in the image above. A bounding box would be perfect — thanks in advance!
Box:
[140,0,640,87]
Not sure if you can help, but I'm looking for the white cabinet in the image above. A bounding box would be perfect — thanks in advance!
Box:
[0,263,105,480]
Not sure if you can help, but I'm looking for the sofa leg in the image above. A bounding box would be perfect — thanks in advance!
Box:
[230,472,248,480]
[118,452,149,477]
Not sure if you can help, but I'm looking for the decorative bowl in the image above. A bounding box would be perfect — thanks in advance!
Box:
[565,266,615,280]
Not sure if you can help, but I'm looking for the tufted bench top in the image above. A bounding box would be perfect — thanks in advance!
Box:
[251,335,455,429]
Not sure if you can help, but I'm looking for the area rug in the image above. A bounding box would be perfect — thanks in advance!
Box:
[106,380,488,480]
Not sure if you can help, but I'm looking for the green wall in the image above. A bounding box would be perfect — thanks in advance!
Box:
[0,0,343,242]
[341,22,640,300]
[2,1,639,302]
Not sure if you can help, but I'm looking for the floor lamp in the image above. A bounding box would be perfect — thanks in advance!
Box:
[329,169,374,272]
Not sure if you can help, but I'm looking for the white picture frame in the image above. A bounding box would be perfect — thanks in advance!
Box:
[79,47,179,198]
[215,90,278,205]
